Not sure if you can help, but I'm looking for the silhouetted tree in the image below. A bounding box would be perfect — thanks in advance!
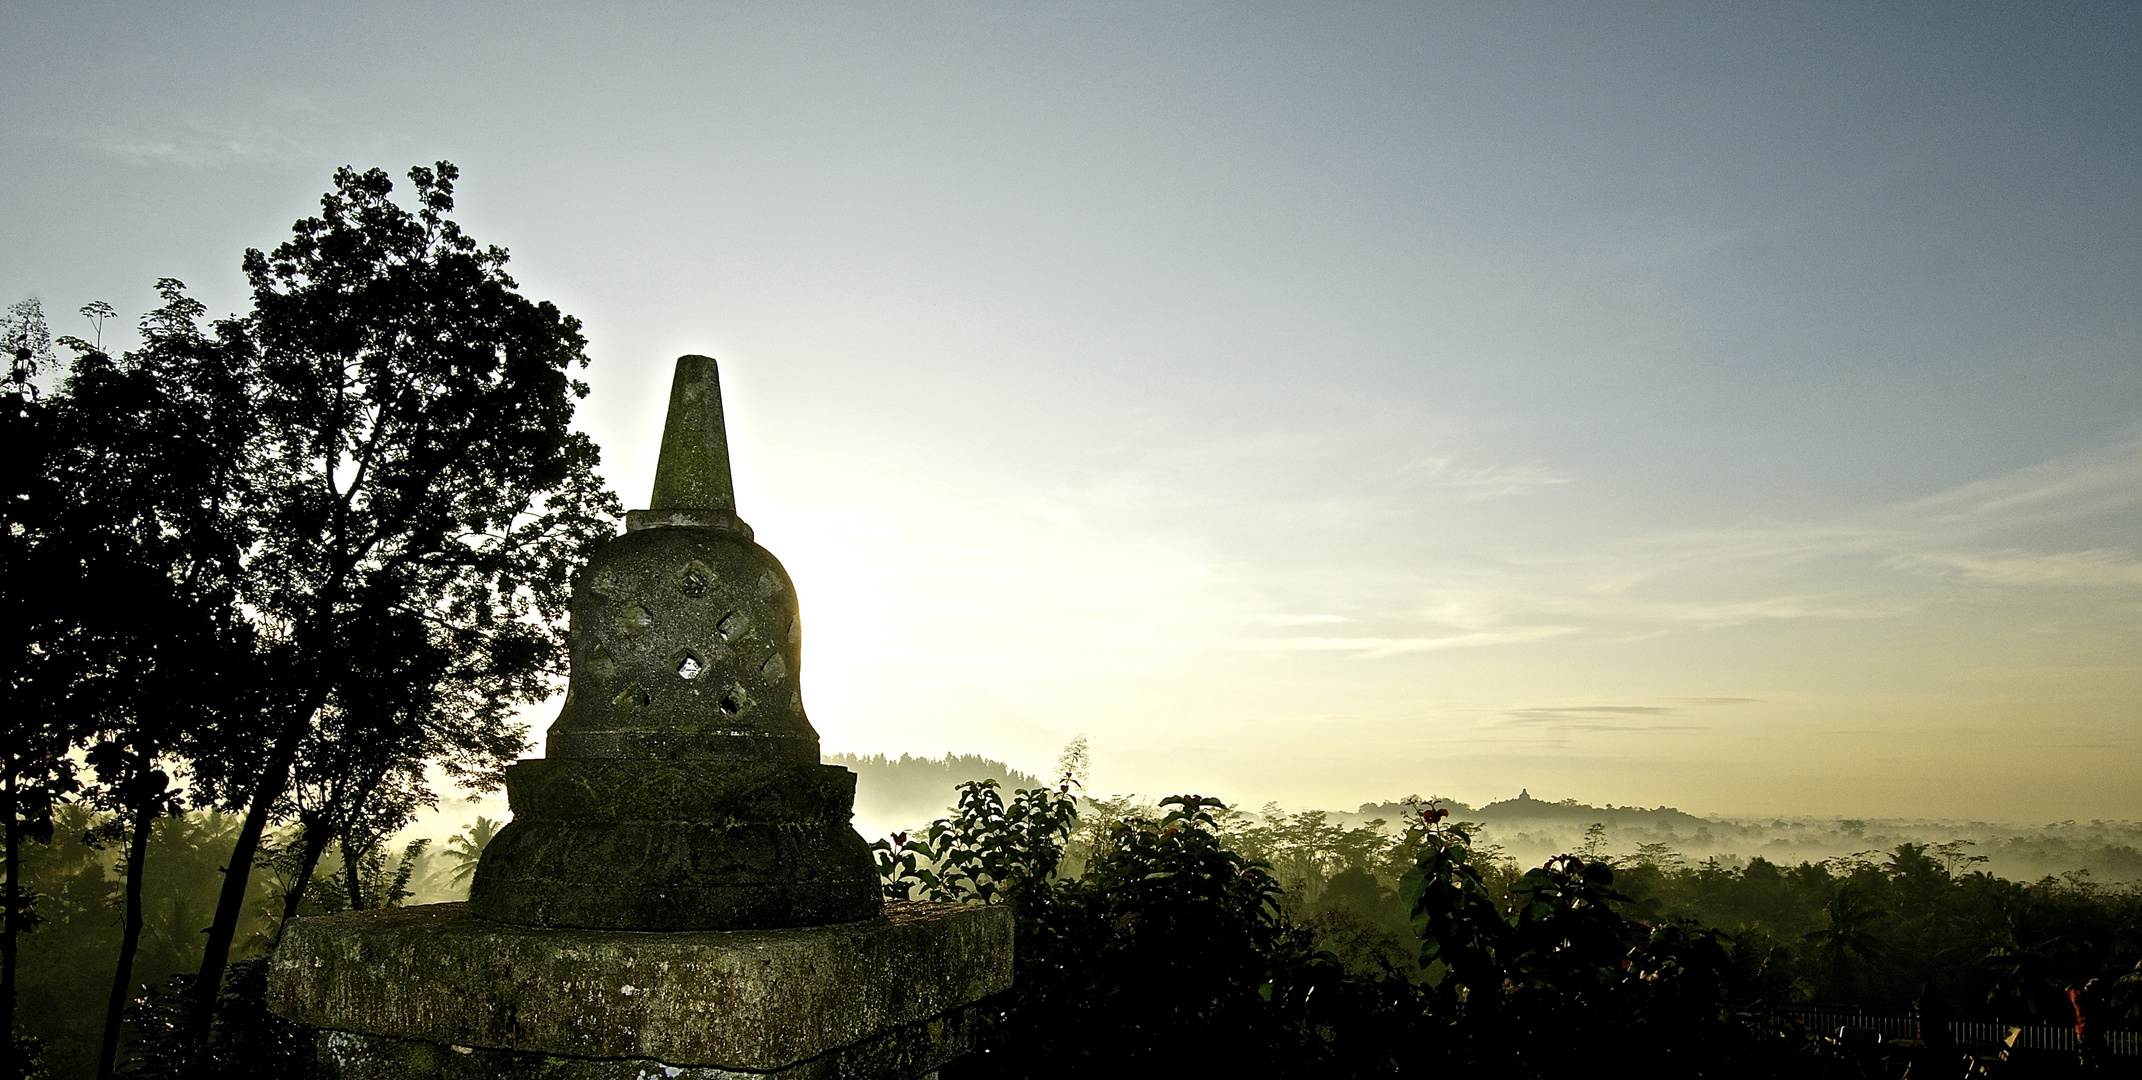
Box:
[1806,884,1888,1000]
[441,816,502,892]
[40,285,263,1080]
[0,295,69,1079]
[178,161,618,1042]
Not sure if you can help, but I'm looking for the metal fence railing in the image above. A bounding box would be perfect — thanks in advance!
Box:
[1781,1005,2141,1057]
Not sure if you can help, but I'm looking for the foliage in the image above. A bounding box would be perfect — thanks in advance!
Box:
[1222,805,1394,921]
[123,961,311,1080]
[5,157,618,1073]
[883,782,2030,1078]
[872,779,1079,906]
[1399,803,1826,1077]
[1001,795,1319,1075]
[440,816,502,891]
[180,162,619,1033]
[37,282,265,1080]
[19,161,624,1044]
[2,296,80,1080]
[1612,845,2142,1022]
[9,805,464,1078]
[8,808,268,1080]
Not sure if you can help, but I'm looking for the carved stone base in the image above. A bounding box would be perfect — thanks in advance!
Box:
[268,901,1010,1079]
[470,760,882,931]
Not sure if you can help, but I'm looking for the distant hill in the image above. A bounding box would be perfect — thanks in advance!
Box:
[1344,790,2142,883]
[826,752,1045,840]
[1351,789,1714,833]
[1474,789,1717,832]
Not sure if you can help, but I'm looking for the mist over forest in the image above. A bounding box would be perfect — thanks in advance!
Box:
[834,752,2142,889]
[17,750,2142,1078]
[399,751,2142,893]
[406,752,2142,895]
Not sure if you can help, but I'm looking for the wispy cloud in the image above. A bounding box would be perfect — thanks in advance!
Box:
[83,101,372,167]
[1256,613,1349,626]
[1396,455,1568,500]
[1503,431,2142,627]
[1266,626,1578,658]
[1884,548,2142,587]
[1904,433,2142,529]
[1501,704,1700,732]
[1204,429,2142,657]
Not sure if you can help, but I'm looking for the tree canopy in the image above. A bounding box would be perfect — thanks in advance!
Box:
[1,162,621,1072]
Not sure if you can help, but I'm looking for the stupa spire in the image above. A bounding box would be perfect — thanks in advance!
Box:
[648,354,736,512]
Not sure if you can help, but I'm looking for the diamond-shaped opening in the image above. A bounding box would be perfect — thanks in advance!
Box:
[616,603,654,634]
[585,643,615,679]
[611,683,649,709]
[675,652,703,679]
[677,561,713,598]
[716,612,744,642]
[718,693,742,716]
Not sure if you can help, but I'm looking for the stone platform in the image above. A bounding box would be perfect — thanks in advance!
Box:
[268,900,1011,1079]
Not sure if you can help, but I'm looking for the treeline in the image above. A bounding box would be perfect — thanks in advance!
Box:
[1347,792,2142,886]
[876,778,2142,1078]
[828,752,1043,838]
[1132,795,2142,1019]
[1,162,616,1079]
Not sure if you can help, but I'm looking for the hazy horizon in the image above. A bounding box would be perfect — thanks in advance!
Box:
[5,3,2136,820]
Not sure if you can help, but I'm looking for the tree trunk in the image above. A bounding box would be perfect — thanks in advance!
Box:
[273,814,335,938]
[97,793,157,1080]
[342,835,365,913]
[3,767,20,1080]
[189,656,338,1041]
[187,718,302,1043]
[277,756,383,938]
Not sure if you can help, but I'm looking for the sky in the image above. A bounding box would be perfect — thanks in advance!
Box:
[3,2,2137,821]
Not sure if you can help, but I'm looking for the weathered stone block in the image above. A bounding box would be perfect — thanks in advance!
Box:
[268,901,1010,1075]
[472,820,881,931]
[470,761,881,930]
[502,760,856,824]
[312,1010,978,1080]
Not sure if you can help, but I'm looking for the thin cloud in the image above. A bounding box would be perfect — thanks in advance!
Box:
[1267,626,1579,658]
[1904,432,2142,529]
[1509,705,1678,717]
[83,101,369,167]
[1501,704,1699,732]
[1472,429,2142,632]
[1257,613,1348,626]
[1396,455,1569,501]
[1884,549,2142,587]
[92,122,308,166]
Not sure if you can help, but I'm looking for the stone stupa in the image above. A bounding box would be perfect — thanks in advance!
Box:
[468,354,882,931]
[271,356,1011,1080]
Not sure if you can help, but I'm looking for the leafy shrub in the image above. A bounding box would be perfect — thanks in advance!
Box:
[124,960,312,1079]
[1402,807,1830,1076]
[891,787,1849,1079]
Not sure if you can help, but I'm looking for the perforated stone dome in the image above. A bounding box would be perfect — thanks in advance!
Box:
[544,525,816,763]
[469,355,881,930]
